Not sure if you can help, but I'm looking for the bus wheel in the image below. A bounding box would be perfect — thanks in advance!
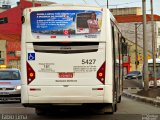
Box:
[35,108,46,116]
[103,103,117,114]
[117,96,121,103]
[114,103,117,112]
[111,103,117,113]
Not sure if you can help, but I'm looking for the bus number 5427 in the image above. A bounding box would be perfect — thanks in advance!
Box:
[82,59,96,64]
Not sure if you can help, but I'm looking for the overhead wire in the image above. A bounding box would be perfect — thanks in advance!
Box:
[101,1,142,7]
[82,0,87,4]
[113,1,141,6]
[94,0,100,6]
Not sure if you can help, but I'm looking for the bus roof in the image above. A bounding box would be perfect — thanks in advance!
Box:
[28,4,108,11]
[48,3,103,8]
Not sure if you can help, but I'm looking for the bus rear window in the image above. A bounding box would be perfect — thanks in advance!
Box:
[30,10,102,39]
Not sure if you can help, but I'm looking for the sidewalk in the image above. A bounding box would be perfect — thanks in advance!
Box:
[123,88,160,107]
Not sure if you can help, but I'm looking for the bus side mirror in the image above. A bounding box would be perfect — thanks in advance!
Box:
[122,42,128,55]
[121,37,128,55]
[21,16,25,24]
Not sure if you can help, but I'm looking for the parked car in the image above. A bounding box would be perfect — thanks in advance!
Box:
[125,71,142,80]
[0,68,21,102]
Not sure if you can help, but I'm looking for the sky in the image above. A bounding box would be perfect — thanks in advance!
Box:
[1,0,160,15]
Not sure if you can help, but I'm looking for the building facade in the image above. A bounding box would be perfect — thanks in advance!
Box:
[0,40,6,66]
[6,41,21,69]
[0,0,55,69]
[110,7,142,16]
[0,6,8,67]
[0,4,20,68]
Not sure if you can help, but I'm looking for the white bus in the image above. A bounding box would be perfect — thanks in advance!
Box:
[145,58,160,87]
[21,4,127,115]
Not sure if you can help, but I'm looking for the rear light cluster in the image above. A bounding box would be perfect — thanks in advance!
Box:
[97,62,105,84]
[27,62,35,84]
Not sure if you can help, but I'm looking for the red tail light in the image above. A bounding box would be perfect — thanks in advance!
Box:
[27,62,35,84]
[97,62,105,84]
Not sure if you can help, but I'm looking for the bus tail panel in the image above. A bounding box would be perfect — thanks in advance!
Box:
[26,42,106,86]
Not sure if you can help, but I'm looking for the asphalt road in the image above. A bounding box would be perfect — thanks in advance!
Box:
[0,97,160,120]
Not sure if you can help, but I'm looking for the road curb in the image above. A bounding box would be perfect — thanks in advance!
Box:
[122,91,160,107]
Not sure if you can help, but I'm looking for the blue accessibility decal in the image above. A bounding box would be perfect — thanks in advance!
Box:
[28,53,35,60]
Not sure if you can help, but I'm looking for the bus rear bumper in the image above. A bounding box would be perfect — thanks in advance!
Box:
[28,96,104,104]
[21,85,113,105]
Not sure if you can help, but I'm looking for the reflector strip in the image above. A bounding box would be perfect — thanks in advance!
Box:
[92,88,103,90]
[97,88,103,90]
[30,88,41,91]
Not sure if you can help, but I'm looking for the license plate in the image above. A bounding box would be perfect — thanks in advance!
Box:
[59,72,73,78]
[0,92,9,95]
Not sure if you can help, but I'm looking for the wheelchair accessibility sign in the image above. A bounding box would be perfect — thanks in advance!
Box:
[28,53,35,60]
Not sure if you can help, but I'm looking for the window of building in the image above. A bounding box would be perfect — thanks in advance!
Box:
[8,51,15,56]
[0,17,8,24]
[158,28,160,36]
[0,59,4,65]
[2,5,11,9]
[158,45,160,56]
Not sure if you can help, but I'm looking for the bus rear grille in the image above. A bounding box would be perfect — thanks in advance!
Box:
[33,42,99,54]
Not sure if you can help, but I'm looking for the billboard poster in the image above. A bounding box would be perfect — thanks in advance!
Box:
[30,10,102,39]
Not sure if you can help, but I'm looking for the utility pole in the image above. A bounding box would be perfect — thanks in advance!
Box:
[135,23,143,70]
[135,23,138,71]
[107,0,109,8]
[6,0,9,5]
[32,0,35,7]
[2,0,5,4]
[142,0,149,91]
[150,0,157,88]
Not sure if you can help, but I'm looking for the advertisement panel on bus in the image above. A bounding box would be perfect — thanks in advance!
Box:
[30,10,102,39]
